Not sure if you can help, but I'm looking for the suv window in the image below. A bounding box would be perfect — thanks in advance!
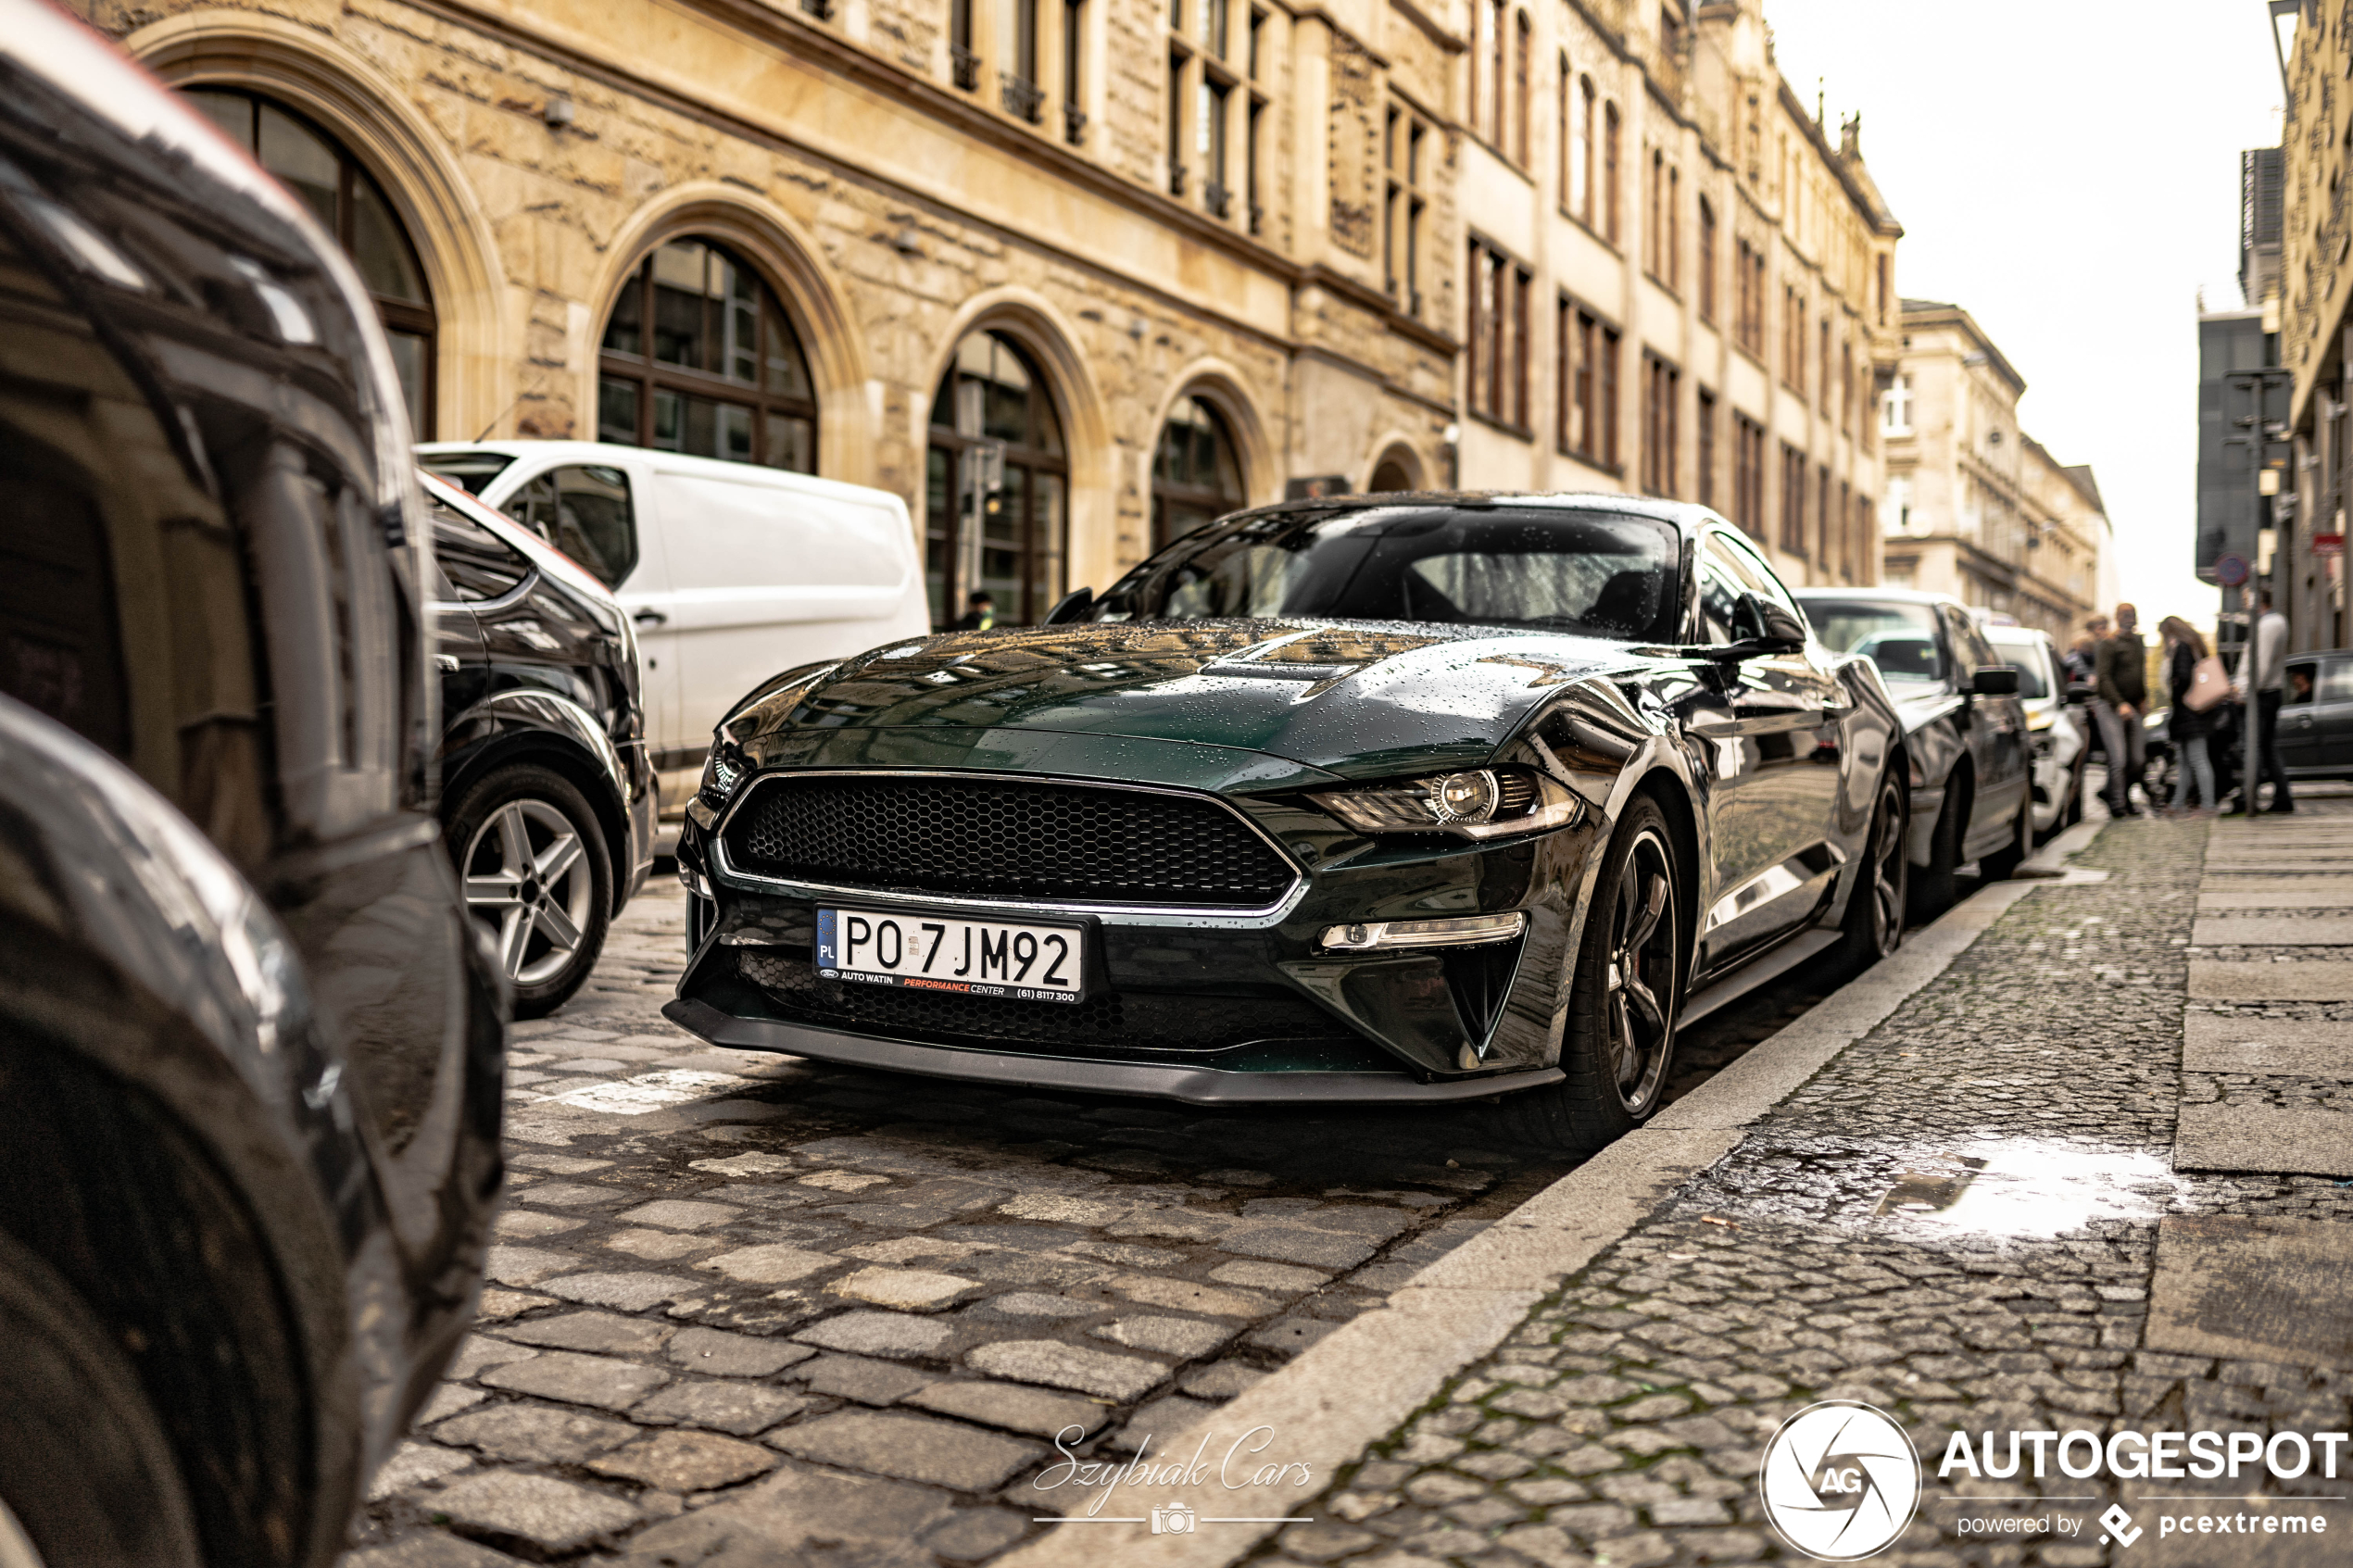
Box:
[502,465,637,590]
[429,495,532,602]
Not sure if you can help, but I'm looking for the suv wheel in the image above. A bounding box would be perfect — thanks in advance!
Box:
[0,1231,202,1568]
[448,763,612,1018]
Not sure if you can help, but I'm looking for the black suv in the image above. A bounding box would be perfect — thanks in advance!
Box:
[424,473,653,1014]
[0,13,498,1564]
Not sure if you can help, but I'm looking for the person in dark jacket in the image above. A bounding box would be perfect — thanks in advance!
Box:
[2093,604,2149,816]
[2160,616,2217,815]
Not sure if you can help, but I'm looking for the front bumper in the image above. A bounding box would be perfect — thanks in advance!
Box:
[672,757,1604,1097]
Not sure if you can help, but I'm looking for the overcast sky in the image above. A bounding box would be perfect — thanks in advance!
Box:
[1765,0,2284,629]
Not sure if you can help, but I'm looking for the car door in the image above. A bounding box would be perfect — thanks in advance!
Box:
[2277,656,2327,771]
[497,458,686,802]
[1690,531,1845,962]
[2316,659,2353,773]
[1941,606,2028,847]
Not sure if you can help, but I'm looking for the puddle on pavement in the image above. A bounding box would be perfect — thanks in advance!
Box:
[1869,1139,2191,1237]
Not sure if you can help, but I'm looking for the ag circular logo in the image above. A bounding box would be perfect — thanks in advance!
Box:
[1758,1400,1921,1561]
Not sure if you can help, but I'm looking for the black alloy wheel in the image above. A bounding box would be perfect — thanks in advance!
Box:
[447,763,613,1018]
[1499,797,1681,1154]
[0,1230,203,1568]
[1980,789,2034,881]
[1839,771,1907,968]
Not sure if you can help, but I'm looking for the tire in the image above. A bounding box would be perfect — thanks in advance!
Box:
[0,1229,203,1568]
[1979,789,2033,881]
[1838,771,1907,969]
[447,762,613,1018]
[1907,781,1960,922]
[1498,797,1682,1155]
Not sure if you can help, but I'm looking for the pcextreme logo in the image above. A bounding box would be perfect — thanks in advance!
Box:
[1758,1400,1923,1562]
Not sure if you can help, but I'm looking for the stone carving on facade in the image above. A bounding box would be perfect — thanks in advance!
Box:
[1327,30,1378,259]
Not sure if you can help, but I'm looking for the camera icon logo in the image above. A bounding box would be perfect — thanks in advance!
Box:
[1149,1501,1197,1536]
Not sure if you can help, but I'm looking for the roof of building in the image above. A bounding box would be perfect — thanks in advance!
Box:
[1897,299,2027,395]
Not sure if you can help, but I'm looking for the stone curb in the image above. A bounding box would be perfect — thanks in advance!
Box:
[996,814,2105,1568]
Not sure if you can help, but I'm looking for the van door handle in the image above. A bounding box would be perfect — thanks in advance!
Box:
[633,609,668,626]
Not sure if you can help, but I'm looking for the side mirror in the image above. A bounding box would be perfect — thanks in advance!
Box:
[1043,586,1094,625]
[2064,681,2095,706]
[1711,591,1806,660]
[1970,665,2020,697]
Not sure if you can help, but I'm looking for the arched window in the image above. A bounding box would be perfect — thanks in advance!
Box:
[1603,101,1621,245]
[925,332,1067,628]
[1151,394,1243,547]
[182,88,435,433]
[598,239,816,471]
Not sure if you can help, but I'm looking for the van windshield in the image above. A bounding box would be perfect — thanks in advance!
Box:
[420,450,515,497]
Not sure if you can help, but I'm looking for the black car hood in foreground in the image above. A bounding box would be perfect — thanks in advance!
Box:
[723,621,1648,782]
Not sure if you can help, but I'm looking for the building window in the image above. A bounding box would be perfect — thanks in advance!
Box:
[1882,373,1913,435]
[1642,355,1680,495]
[1467,239,1531,431]
[1169,0,1239,217]
[1152,393,1245,546]
[1697,198,1716,322]
[1875,252,1889,325]
[1556,295,1619,467]
[1695,386,1717,508]
[1513,11,1531,166]
[1386,105,1428,314]
[1817,461,1831,565]
[185,88,437,435]
[1166,51,1187,194]
[1779,443,1806,557]
[1602,101,1621,245]
[1646,148,1664,280]
[1063,0,1089,142]
[1734,238,1765,357]
[1201,77,1232,216]
[1782,286,1806,390]
[1001,0,1043,119]
[1852,491,1872,582]
[1881,475,1912,532]
[1839,478,1855,582]
[1840,339,1855,433]
[1732,414,1766,538]
[1571,75,1595,226]
[1244,9,1268,232]
[951,0,980,87]
[1818,320,1831,414]
[926,332,1067,628]
[1487,0,1507,146]
[1667,166,1680,292]
[597,237,816,471]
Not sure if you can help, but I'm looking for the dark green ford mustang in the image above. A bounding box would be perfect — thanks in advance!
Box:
[669,494,1908,1151]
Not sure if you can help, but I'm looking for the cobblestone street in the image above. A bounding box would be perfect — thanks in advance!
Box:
[345,873,1839,1567]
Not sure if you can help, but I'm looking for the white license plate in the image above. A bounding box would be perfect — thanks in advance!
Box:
[815,908,1087,1003]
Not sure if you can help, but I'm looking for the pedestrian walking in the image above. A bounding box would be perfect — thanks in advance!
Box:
[2228,588,2296,815]
[2093,604,2149,816]
[2160,616,2221,815]
[951,590,998,631]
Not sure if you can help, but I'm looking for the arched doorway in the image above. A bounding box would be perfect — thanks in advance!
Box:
[183,87,435,433]
[1151,394,1244,548]
[1368,445,1420,492]
[926,332,1068,628]
[597,238,817,470]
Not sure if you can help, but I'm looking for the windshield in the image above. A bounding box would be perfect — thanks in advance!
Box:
[1986,636,2049,698]
[1090,505,1683,640]
[1808,600,1946,684]
[419,449,516,496]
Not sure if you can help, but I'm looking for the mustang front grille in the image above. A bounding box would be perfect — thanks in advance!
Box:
[721,773,1299,909]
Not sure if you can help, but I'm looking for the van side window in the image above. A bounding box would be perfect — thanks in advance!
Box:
[504,465,637,590]
[430,497,532,601]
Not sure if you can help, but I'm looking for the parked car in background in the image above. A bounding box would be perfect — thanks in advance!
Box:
[671,495,1910,1155]
[0,8,497,1562]
[419,440,929,820]
[422,473,654,1014]
[1796,588,2032,916]
[1982,622,2086,840]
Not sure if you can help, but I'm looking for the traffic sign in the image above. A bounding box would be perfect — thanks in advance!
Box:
[2217,554,2250,586]
[2316,534,2346,558]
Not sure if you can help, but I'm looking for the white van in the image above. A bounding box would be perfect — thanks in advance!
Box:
[418,441,929,815]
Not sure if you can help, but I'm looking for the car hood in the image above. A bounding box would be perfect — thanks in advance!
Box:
[729,620,1646,781]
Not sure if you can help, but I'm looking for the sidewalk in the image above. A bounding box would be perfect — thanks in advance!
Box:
[1150,804,2353,1568]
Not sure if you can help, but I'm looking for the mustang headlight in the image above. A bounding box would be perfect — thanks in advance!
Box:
[1312,769,1579,840]
[698,745,750,811]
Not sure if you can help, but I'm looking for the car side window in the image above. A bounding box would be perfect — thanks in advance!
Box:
[2321,660,2353,703]
[431,496,532,602]
[1714,532,1805,623]
[1695,534,1746,645]
[503,465,637,590]
[2285,659,2321,705]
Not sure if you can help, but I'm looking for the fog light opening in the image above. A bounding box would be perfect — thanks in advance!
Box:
[1319,911,1527,950]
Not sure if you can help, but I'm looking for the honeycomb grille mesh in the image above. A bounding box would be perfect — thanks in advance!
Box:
[724,774,1298,908]
[737,952,1356,1055]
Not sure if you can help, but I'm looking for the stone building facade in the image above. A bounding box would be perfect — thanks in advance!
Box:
[1876,300,2106,640]
[1443,0,1902,589]
[74,0,1461,626]
[2271,3,2348,652]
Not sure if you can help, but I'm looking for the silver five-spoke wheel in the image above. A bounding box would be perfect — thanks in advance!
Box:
[1604,826,1678,1116]
[464,798,596,988]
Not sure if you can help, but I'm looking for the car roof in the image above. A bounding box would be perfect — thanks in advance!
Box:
[1215,489,1725,533]
[1792,585,1968,610]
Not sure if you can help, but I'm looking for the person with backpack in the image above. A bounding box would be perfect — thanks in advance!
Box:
[2159,616,2221,816]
